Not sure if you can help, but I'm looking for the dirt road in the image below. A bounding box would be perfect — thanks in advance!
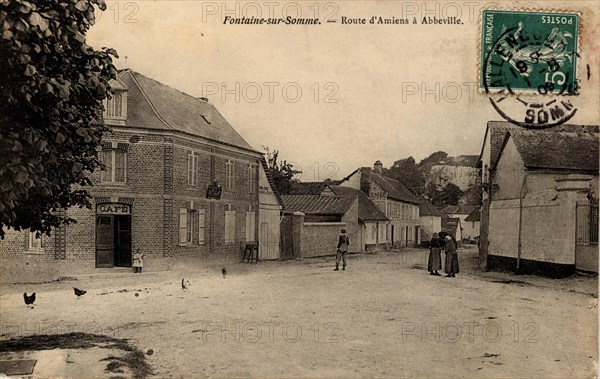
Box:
[1,248,597,378]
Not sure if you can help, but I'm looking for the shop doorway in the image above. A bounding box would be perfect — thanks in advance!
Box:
[95,203,132,268]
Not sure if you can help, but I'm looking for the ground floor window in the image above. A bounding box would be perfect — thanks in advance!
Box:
[369,224,376,242]
[225,208,236,243]
[27,231,44,253]
[179,208,194,245]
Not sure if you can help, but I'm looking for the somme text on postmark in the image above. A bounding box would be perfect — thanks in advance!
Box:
[480,9,580,129]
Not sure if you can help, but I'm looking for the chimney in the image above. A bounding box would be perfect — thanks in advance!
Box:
[373,160,383,174]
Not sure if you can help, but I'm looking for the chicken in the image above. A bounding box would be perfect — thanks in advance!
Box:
[221,267,227,279]
[73,287,87,298]
[181,279,190,291]
[23,292,36,306]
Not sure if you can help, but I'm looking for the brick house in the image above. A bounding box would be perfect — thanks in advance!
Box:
[338,161,421,248]
[0,69,263,281]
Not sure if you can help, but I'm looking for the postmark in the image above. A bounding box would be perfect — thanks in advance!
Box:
[480,10,580,128]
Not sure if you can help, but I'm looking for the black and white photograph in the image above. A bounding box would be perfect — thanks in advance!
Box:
[0,0,599,377]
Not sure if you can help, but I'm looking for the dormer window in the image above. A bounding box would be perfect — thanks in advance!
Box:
[103,78,128,125]
[106,92,124,118]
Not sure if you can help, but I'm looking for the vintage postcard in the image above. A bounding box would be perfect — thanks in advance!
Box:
[0,0,598,378]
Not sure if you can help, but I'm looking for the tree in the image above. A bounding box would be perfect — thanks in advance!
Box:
[383,156,425,195]
[463,181,483,206]
[0,0,117,238]
[426,182,464,207]
[418,151,448,174]
[263,147,301,195]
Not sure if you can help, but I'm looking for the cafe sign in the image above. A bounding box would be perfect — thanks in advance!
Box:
[96,203,131,215]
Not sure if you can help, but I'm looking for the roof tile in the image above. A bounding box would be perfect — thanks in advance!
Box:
[281,195,355,215]
[117,69,258,152]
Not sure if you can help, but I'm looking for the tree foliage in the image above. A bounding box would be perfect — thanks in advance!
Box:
[383,156,425,195]
[425,182,464,207]
[263,147,301,195]
[0,0,117,238]
[417,151,449,175]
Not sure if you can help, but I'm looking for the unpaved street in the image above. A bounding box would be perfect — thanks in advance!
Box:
[1,247,597,378]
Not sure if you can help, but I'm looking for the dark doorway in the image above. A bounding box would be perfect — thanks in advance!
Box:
[95,215,132,268]
[279,215,294,260]
[114,215,132,267]
[391,225,395,247]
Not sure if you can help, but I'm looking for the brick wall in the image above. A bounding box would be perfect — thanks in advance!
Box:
[0,128,262,282]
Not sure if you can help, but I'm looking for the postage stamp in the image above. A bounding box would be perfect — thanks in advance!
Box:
[481,10,580,94]
[480,9,581,129]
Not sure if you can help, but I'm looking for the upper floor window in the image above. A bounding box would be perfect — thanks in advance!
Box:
[225,160,234,190]
[103,91,127,120]
[247,165,256,194]
[101,149,126,183]
[188,152,199,186]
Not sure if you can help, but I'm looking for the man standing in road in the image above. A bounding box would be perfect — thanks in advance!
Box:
[334,229,349,271]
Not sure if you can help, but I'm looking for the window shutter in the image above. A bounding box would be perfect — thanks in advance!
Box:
[179,209,187,244]
[225,210,235,243]
[188,154,192,185]
[198,210,206,244]
[193,154,199,186]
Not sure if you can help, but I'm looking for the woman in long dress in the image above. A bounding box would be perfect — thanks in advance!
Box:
[444,235,459,277]
[427,233,442,276]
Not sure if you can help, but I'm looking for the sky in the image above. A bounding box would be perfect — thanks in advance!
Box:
[87,0,600,181]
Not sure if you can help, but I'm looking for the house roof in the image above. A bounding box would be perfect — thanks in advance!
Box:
[418,197,442,216]
[259,157,285,209]
[361,168,420,205]
[288,181,333,195]
[327,185,388,221]
[442,204,477,215]
[498,129,599,173]
[441,215,461,235]
[478,121,599,169]
[116,69,258,153]
[281,195,355,215]
[464,208,481,222]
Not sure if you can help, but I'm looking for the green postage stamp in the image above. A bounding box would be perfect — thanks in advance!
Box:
[481,10,579,94]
